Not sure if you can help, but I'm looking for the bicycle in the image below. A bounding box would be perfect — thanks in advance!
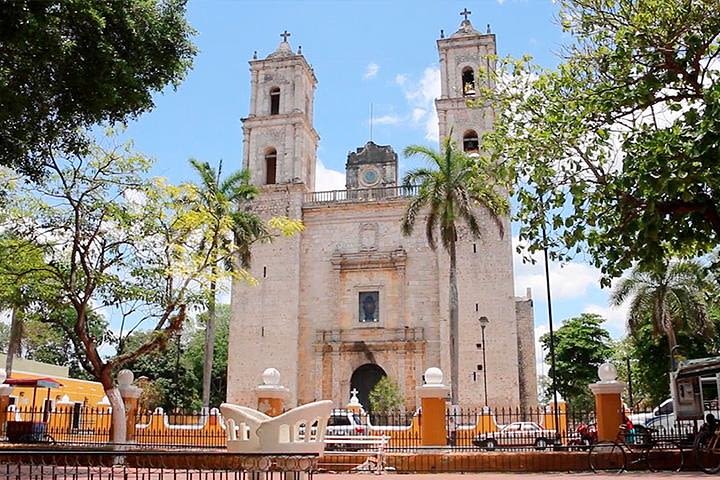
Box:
[588,424,684,473]
[694,414,720,474]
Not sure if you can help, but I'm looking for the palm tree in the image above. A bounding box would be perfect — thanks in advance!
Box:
[401,135,508,404]
[610,260,713,370]
[189,159,261,407]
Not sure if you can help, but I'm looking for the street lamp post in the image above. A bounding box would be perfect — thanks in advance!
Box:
[625,356,634,409]
[479,316,489,407]
[541,221,560,444]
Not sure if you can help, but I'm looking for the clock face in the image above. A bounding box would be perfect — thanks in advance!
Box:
[362,168,379,186]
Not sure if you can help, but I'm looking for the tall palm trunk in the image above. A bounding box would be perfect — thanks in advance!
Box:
[664,320,678,371]
[448,239,459,405]
[5,306,22,376]
[202,263,217,408]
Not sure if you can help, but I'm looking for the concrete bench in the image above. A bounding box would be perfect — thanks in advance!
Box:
[324,435,390,473]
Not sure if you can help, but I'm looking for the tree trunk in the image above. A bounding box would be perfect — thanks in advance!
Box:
[448,240,459,405]
[5,307,22,377]
[106,387,127,446]
[665,322,678,371]
[201,274,217,408]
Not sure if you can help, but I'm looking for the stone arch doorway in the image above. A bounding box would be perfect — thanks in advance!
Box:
[350,363,386,412]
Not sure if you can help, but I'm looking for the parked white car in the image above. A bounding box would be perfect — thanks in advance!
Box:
[326,409,368,436]
[472,421,555,451]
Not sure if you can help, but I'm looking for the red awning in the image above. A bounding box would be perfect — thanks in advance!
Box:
[4,377,62,389]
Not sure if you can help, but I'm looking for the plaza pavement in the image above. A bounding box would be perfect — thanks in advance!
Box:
[315,473,707,479]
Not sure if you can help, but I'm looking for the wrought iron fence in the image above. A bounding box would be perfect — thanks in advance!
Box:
[1,402,708,454]
[324,409,421,452]
[0,449,317,479]
[1,406,227,449]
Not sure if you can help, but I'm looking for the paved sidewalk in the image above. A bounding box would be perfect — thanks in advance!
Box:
[315,473,707,479]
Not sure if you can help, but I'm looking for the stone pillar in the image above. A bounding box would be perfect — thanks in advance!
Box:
[0,369,13,438]
[417,367,450,447]
[255,368,289,417]
[117,369,142,443]
[589,363,626,442]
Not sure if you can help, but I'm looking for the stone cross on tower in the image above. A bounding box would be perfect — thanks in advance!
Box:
[280,30,291,42]
[460,8,471,21]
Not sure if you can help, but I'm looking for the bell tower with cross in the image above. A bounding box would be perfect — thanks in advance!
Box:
[435,9,496,154]
[241,30,319,188]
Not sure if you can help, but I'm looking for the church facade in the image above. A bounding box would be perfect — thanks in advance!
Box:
[227,17,537,411]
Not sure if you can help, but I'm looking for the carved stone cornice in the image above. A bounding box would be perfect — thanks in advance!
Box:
[330,248,407,272]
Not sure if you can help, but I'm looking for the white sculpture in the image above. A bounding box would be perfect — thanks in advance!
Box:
[220,400,333,454]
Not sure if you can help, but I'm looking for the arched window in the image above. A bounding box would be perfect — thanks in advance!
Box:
[463,130,479,154]
[265,148,277,184]
[270,87,280,115]
[462,67,476,97]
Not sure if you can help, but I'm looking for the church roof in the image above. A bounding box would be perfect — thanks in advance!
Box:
[450,19,482,38]
[267,40,296,59]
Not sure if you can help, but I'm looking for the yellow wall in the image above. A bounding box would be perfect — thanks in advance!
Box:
[8,371,105,409]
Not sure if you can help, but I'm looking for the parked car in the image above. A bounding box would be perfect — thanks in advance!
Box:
[472,421,554,451]
[326,409,368,436]
[630,397,720,440]
[628,398,673,428]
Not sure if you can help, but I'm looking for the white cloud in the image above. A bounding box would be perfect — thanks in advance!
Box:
[497,0,507,4]
[535,324,549,377]
[315,158,345,192]
[397,66,441,141]
[373,114,401,126]
[513,237,601,300]
[364,62,379,80]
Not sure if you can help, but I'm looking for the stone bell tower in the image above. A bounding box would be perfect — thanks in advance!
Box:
[435,8,496,154]
[241,30,319,189]
[228,32,318,408]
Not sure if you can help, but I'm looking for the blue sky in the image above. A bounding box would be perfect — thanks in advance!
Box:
[118,0,629,369]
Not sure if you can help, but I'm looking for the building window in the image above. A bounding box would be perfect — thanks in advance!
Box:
[462,67,476,97]
[270,87,280,115]
[463,130,479,154]
[265,148,277,184]
[359,291,379,323]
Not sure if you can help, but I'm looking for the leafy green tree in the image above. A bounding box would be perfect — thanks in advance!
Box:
[184,304,231,408]
[122,330,200,411]
[0,0,196,179]
[0,236,56,375]
[401,135,508,404]
[617,315,720,407]
[479,0,720,282]
[1,138,239,443]
[541,313,612,411]
[368,376,404,414]
[610,260,713,368]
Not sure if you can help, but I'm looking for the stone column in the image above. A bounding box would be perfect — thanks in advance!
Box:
[0,369,13,438]
[118,369,142,443]
[589,363,626,442]
[255,368,289,417]
[417,367,450,447]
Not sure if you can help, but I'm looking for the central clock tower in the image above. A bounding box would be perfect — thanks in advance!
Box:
[345,141,398,190]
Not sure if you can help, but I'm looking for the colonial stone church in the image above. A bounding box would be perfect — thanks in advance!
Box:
[227,15,537,411]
